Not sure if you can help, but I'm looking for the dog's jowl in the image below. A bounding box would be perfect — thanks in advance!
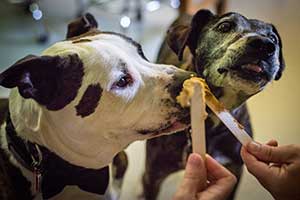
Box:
[144,9,285,200]
[0,13,193,200]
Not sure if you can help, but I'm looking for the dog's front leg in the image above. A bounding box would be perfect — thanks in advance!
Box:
[143,131,188,200]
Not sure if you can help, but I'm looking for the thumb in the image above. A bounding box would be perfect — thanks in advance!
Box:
[246,141,293,163]
[181,153,207,193]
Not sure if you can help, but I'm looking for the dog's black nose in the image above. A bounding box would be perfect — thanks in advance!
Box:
[248,37,276,57]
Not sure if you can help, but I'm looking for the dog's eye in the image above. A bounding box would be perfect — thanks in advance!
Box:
[269,34,278,44]
[115,73,133,88]
[217,22,233,33]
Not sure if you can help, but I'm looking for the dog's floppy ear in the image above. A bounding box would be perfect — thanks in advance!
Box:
[0,54,83,110]
[66,13,98,39]
[167,9,215,60]
[271,25,285,80]
[166,25,192,61]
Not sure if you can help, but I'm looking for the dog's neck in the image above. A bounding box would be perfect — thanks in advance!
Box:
[213,86,250,110]
[8,89,140,169]
[4,113,110,199]
[24,112,136,169]
[199,79,252,128]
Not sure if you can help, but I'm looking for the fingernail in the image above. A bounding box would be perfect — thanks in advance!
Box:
[188,153,202,167]
[248,141,261,153]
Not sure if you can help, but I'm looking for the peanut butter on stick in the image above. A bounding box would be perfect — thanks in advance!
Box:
[177,77,252,146]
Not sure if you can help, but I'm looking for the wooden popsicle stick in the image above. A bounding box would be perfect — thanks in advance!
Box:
[191,84,207,159]
[205,93,252,146]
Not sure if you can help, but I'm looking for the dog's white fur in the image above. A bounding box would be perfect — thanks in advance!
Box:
[1,33,190,199]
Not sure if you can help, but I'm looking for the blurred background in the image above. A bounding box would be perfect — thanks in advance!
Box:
[0,0,299,199]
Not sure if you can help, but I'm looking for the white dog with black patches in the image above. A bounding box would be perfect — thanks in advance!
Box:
[0,14,191,200]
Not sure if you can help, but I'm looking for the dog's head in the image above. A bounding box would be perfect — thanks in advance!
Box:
[0,13,192,168]
[167,9,285,98]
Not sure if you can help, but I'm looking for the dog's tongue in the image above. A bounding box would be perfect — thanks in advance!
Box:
[242,64,262,73]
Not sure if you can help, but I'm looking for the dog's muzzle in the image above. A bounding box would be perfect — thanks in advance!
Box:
[168,71,194,124]
[168,71,195,100]
[218,36,278,82]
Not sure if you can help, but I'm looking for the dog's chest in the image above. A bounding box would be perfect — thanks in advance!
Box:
[34,186,107,200]
[2,156,113,200]
[0,124,116,200]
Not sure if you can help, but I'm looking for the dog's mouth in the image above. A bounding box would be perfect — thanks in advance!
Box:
[152,121,188,135]
[218,60,270,82]
[137,114,190,136]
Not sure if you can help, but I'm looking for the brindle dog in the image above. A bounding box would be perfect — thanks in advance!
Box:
[143,9,285,200]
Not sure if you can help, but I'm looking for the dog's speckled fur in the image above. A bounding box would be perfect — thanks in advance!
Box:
[143,9,285,200]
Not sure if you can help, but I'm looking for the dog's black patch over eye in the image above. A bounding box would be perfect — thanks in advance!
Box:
[115,73,133,88]
[217,21,233,33]
[75,84,103,118]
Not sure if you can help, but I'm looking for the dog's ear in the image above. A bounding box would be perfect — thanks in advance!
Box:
[66,13,98,39]
[271,25,285,80]
[166,25,191,61]
[167,9,215,60]
[188,9,215,54]
[0,54,83,110]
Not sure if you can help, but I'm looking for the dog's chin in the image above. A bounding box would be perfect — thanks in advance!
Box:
[137,120,190,137]
[153,121,189,136]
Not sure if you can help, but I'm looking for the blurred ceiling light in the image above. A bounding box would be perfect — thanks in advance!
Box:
[146,0,160,12]
[170,0,180,8]
[120,16,131,28]
[33,9,43,20]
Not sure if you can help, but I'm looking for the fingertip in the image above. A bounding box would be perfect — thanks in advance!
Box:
[240,145,246,153]
[240,146,246,157]
[205,154,212,160]
[226,172,238,186]
[205,154,234,180]
[265,139,278,147]
[231,174,238,184]
[247,141,262,153]
[204,154,218,166]
[204,154,216,167]
[183,153,207,191]
[187,153,203,168]
[240,145,250,157]
[241,146,257,164]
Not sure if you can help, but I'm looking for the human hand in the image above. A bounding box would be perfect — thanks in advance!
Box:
[173,153,237,200]
[241,140,300,200]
